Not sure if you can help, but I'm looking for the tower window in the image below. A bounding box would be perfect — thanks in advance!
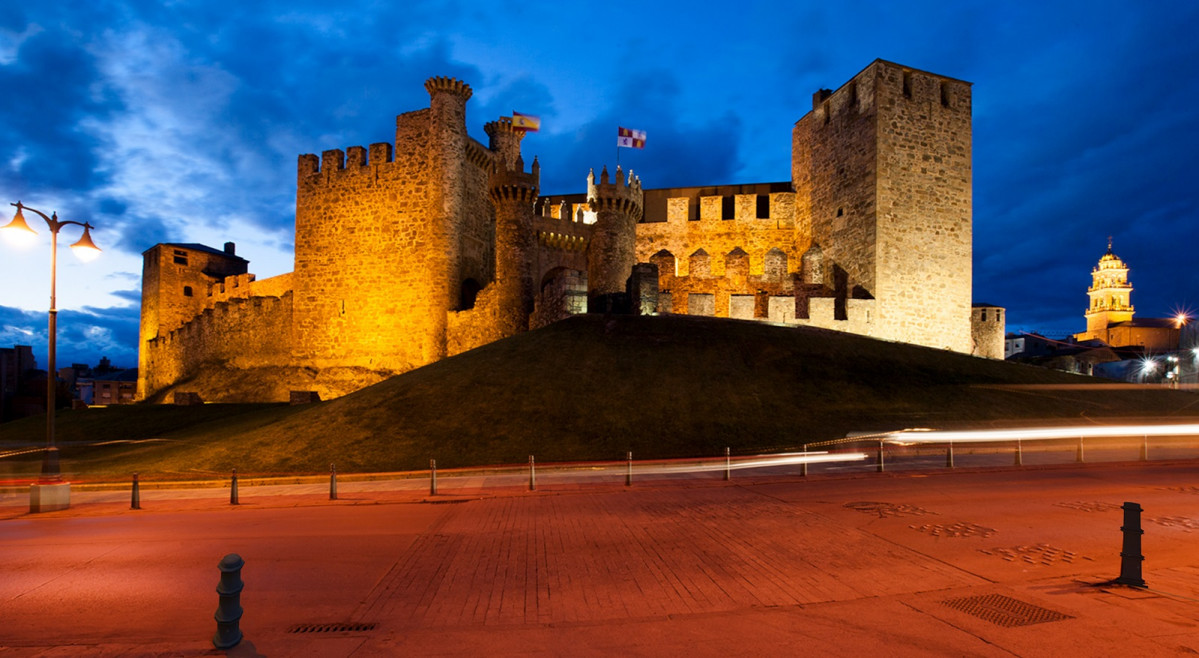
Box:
[902,71,912,99]
[183,286,193,297]
[940,82,950,107]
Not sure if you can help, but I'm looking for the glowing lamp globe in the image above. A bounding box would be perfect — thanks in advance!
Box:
[70,225,101,262]
[1,207,38,248]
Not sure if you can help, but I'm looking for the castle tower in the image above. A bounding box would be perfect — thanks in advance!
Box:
[586,165,644,312]
[793,60,973,353]
[484,117,526,170]
[488,155,540,334]
[1082,239,1134,337]
[292,76,475,381]
[423,76,475,359]
[137,243,247,398]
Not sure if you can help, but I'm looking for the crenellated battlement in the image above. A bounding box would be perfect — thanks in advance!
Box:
[424,76,473,101]
[587,165,644,220]
[297,142,395,179]
[489,156,540,204]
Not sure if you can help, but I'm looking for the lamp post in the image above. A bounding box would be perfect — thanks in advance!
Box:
[1,201,100,510]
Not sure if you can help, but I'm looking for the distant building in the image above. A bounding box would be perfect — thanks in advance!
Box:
[1073,240,1180,350]
[0,344,37,422]
[77,368,138,406]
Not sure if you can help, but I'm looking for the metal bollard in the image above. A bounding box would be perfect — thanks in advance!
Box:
[1076,436,1085,463]
[946,441,955,469]
[213,553,244,649]
[724,447,731,481]
[1116,501,1146,587]
[131,472,141,510]
[528,455,536,491]
[626,452,633,487]
[800,445,808,477]
[1014,439,1023,466]
[329,463,337,501]
[430,459,437,496]
[877,440,885,473]
[1140,435,1149,462]
[230,468,239,505]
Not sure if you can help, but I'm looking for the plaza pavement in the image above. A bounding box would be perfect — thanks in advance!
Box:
[2,460,1199,656]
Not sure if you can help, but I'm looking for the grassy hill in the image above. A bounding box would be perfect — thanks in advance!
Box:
[3,314,1198,479]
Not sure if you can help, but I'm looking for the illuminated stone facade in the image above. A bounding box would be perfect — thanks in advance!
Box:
[139,59,1000,403]
[1073,241,1178,350]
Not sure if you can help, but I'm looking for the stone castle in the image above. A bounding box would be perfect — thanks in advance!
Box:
[138,59,1005,402]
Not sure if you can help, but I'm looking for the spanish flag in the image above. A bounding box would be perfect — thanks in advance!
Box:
[512,111,541,132]
[617,127,646,149]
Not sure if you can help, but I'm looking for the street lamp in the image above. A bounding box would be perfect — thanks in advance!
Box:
[1,201,101,511]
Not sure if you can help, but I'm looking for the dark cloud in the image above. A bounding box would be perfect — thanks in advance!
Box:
[0,26,118,196]
[538,70,744,194]
[0,304,139,369]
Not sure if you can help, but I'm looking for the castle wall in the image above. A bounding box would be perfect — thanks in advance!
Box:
[635,192,802,278]
[141,293,293,396]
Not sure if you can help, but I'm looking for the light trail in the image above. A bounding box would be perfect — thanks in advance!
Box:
[524,451,870,479]
[882,423,1199,444]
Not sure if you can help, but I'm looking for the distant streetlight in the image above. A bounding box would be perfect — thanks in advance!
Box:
[1,201,101,509]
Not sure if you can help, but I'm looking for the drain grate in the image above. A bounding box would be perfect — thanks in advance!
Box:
[288,622,377,634]
[942,594,1071,628]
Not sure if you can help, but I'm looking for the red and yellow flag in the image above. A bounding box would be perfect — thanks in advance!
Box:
[512,111,541,132]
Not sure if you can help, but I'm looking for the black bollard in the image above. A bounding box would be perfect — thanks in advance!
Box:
[626,451,633,487]
[1116,501,1146,587]
[1014,439,1023,466]
[724,447,731,481]
[877,440,885,473]
[528,456,536,491]
[329,463,337,501]
[230,468,239,506]
[946,441,955,469]
[131,472,141,510]
[430,459,437,496]
[213,553,244,649]
[800,445,808,477]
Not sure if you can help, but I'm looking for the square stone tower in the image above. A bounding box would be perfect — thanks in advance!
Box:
[793,59,973,353]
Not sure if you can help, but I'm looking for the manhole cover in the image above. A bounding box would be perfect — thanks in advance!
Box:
[942,594,1071,627]
[288,622,377,634]
[843,501,934,518]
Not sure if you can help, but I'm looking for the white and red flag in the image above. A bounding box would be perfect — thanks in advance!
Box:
[617,127,646,149]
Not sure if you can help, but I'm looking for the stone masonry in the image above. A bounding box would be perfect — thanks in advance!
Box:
[139,59,1002,403]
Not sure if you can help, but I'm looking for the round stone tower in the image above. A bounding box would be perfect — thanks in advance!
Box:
[484,116,526,170]
[423,76,473,360]
[489,155,540,335]
[586,165,643,312]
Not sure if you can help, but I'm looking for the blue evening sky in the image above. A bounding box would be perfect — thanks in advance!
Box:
[2,1,1197,368]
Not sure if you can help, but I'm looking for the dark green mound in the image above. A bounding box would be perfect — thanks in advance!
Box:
[5,314,1198,477]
